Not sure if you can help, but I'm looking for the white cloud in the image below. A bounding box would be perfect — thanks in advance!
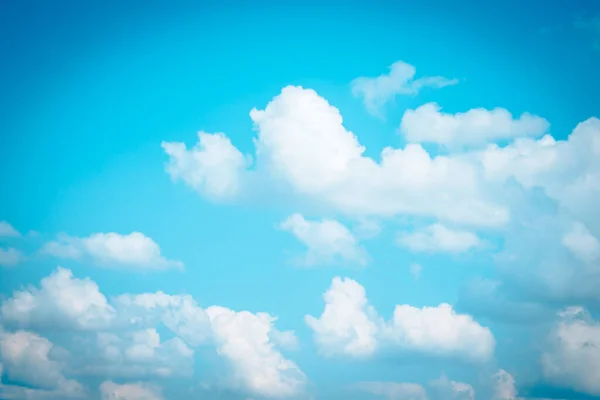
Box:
[541,307,600,396]
[492,370,519,400]
[399,103,549,147]
[306,277,494,363]
[280,213,367,266]
[0,221,21,238]
[305,277,381,358]
[0,247,24,267]
[429,375,475,400]
[351,60,458,116]
[354,381,428,400]
[561,222,600,263]
[162,131,250,199]
[397,224,482,253]
[206,306,307,398]
[410,263,423,280]
[0,330,85,397]
[100,381,164,400]
[164,86,508,228]
[1,267,115,330]
[41,232,183,270]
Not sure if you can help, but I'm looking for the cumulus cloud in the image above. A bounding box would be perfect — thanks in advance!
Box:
[1,267,115,330]
[100,381,163,400]
[541,307,600,396]
[0,247,24,267]
[162,132,250,199]
[351,60,458,116]
[41,232,183,270]
[280,213,367,266]
[0,330,85,397]
[492,369,519,400]
[0,221,21,238]
[399,103,549,147]
[396,224,482,254]
[306,277,494,363]
[353,381,428,400]
[206,307,306,398]
[561,222,600,263]
[164,86,508,228]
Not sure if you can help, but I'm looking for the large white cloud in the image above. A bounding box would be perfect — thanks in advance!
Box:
[280,213,367,266]
[0,330,85,397]
[162,132,250,199]
[100,381,163,400]
[163,86,508,228]
[1,267,115,330]
[541,307,600,396]
[350,60,458,117]
[306,277,494,363]
[206,306,306,398]
[399,103,549,147]
[396,224,482,254]
[41,232,183,270]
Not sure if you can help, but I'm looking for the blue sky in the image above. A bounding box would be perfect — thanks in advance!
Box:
[1,1,600,399]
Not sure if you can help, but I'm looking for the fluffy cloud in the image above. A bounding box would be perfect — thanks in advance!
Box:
[0,221,21,238]
[492,370,519,400]
[561,222,600,263]
[164,86,508,228]
[100,381,163,400]
[162,132,250,199]
[0,330,85,397]
[1,267,115,330]
[399,103,549,147]
[280,213,367,266]
[541,307,600,396]
[351,60,458,116]
[353,381,428,400]
[41,232,183,270]
[306,277,494,362]
[206,307,306,398]
[0,247,23,267]
[396,224,482,254]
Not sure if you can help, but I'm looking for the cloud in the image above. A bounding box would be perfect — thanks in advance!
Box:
[351,60,458,116]
[1,267,115,330]
[429,375,475,400]
[206,307,307,398]
[410,263,423,280]
[306,277,494,363]
[164,86,508,228]
[353,381,428,400]
[541,307,600,396]
[162,132,250,199]
[41,232,183,270]
[0,247,24,267]
[280,213,367,266]
[561,222,600,263]
[0,221,21,238]
[399,103,549,148]
[492,370,520,400]
[0,330,85,397]
[100,381,163,400]
[396,224,482,254]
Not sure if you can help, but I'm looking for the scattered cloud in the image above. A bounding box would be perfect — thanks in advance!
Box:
[100,381,164,400]
[41,232,183,270]
[492,369,520,400]
[306,277,494,363]
[280,213,367,266]
[541,307,600,396]
[0,247,24,267]
[409,263,423,280]
[351,60,458,117]
[397,224,482,254]
[429,375,475,400]
[0,221,21,238]
[399,103,549,148]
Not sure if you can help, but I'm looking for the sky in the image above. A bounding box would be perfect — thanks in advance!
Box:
[1,1,600,399]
